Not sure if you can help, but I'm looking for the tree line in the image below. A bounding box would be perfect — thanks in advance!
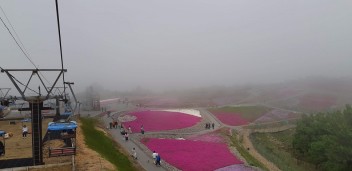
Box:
[292,105,352,171]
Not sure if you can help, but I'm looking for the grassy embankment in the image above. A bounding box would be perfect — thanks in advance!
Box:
[80,117,137,171]
[229,133,268,171]
[250,128,316,171]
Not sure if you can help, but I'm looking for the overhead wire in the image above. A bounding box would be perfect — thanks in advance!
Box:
[0,5,29,58]
[0,5,56,95]
[55,0,67,99]
[0,15,37,67]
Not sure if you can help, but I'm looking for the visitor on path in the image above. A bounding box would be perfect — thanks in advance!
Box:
[152,151,158,159]
[124,133,129,141]
[131,147,137,159]
[212,123,215,129]
[205,123,211,129]
[128,126,132,133]
[114,121,118,129]
[155,154,161,166]
[121,129,126,135]
[109,122,112,129]
[152,151,158,164]
[141,125,144,134]
[22,125,28,138]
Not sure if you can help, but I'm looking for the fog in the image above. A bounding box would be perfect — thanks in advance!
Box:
[1,0,352,94]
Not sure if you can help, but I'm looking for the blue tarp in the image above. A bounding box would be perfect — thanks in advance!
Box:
[0,130,5,136]
[61,111,73,115]
[47,121,77,131]
[22,118,31,122]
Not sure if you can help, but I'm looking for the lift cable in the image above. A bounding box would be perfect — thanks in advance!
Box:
[0,16,37,67]
[0,5,56,94]
[0,5,29,59]
[55,0,66,99]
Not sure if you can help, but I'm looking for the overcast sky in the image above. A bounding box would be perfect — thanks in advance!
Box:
[1,0,352,95]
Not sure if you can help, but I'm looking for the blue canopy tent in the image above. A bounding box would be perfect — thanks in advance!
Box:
[0,130,5,155]
[47,121,77,131]
[46,121,77,157]
[47,121,77,141]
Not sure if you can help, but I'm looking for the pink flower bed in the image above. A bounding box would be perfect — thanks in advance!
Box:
[142,138,243,171]
[186,131,224,143]
[254,109,301,123]
[211,112,249,126]
[122,110,201,132]
[298,94,337,111]
[215,164,255,171]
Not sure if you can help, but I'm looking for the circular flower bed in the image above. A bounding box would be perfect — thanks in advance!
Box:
[122,110,201,132]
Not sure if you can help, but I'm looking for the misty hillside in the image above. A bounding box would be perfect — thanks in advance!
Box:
[78,77,352,113]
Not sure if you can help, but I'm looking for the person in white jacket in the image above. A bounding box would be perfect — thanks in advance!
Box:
[152,151,158,164]
[131,148,137,159]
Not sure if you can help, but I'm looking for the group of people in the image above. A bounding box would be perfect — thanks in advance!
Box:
[205,122,215,129]
[109,121,119,129]
[120,123,161,166]
[152,151,161,166]
[130,149,161,167]
[120,124,145,135]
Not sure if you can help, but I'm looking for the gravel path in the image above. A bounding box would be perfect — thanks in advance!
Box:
[241,128,281,171]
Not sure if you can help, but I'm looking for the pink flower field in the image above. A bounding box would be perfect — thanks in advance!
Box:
[142,138,243,171]
[211,112,249,126]
[254,109,301,123]
[122,110,201,132]
[215,164,256,171]
[298,94,337,111]
[186,131,224,143]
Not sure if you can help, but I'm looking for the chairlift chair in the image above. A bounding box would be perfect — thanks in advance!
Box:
[47,121,77,157]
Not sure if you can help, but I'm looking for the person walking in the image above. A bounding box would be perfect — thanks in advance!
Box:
[128,126,132,133]
[124,133,129,141]
[22,125,28,138]
[155,154,161,166]
[131,147,137,159]
[152,151,158,164]
[141,125,144,134]
[212,123,215,129]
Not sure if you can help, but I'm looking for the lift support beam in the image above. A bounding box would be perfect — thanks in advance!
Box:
[1,68,66,166]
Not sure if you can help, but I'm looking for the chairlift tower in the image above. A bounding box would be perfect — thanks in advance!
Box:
[0,88,11,99]
[1,68,66,165]
[64,82,78,114]
[46,86,66,116]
